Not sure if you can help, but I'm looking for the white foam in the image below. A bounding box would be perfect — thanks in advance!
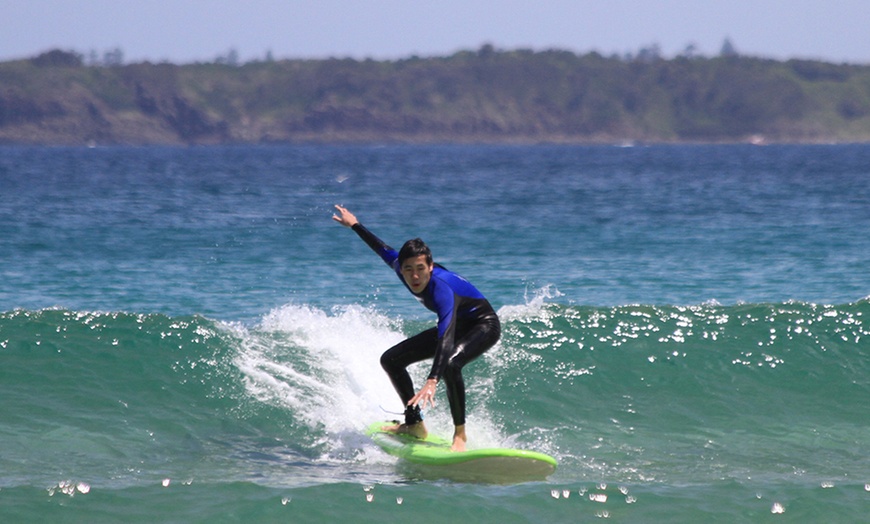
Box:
[498,284,564,321]
[235,304,404,434]
[232,302,510,458]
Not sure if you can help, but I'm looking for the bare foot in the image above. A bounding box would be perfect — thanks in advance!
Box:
[451,425,467,452]
[382,421,428,440]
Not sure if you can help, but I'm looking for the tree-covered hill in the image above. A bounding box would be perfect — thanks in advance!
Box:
[2,47,870,145]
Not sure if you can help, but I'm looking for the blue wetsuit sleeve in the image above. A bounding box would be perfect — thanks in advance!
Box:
[351,223,398,266]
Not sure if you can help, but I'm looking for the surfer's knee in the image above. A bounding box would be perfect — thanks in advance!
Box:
[379,351,394,372]
[443,359,464,382]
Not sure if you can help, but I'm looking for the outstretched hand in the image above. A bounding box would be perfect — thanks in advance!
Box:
[332,205,359,228]
[408,378,438,410]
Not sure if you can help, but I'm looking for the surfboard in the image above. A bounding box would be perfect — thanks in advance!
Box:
[366,421,557,482]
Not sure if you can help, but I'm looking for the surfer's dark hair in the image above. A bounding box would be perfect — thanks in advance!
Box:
[398,238,432,267]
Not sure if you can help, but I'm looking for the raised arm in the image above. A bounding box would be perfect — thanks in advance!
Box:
[332,204,359,228]
[332,204,398,266]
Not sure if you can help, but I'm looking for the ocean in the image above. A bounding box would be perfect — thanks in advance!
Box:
[1,144,868,522]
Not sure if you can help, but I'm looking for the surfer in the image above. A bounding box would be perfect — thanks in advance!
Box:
[332,205,500,452]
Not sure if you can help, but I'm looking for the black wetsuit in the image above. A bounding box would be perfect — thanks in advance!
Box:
[352,223,501,426]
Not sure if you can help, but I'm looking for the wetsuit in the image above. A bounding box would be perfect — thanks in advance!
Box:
[351,223,501,426]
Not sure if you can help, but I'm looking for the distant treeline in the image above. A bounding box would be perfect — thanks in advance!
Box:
[2,46,870,145]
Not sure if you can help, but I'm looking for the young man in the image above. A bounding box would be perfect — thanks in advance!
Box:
[332,205,500,452]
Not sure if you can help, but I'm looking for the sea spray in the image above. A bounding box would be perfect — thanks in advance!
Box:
[235,304,401,435]
[232,303,511,456]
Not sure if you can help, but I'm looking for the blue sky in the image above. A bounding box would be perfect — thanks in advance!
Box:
[3,0,870,64]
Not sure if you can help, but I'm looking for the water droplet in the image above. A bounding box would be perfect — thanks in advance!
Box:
[396,497,404,505]
[550,489,560,499]
[281,497,291,505]
[771,502,785,514]
[366,493,374,503]
[162,478,171,487]
[60,481,75,496]
[76,483,90,494]
[562,490,570,499]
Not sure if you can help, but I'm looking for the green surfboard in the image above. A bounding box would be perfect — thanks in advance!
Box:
[366,421,556,482]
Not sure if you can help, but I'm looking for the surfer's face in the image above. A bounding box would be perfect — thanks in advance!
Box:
[401,255,433,294]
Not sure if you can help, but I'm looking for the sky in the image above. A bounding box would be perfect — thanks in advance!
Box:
[2,0,870,65]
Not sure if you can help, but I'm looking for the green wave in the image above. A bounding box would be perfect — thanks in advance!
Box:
[1,301,867,488]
